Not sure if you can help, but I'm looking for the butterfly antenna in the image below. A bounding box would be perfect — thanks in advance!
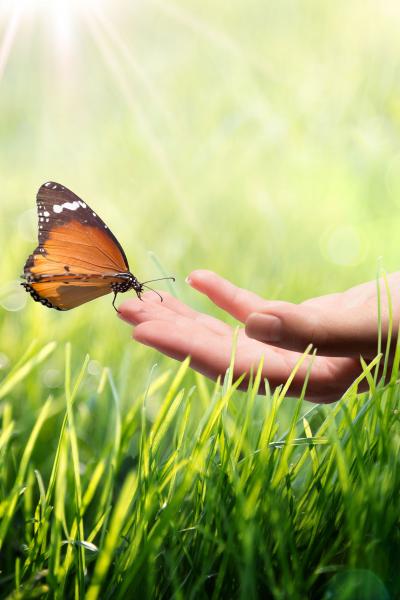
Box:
[141,276,175,285]
[141,285,164,302]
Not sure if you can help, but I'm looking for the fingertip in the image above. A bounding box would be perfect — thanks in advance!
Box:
[118,297,149,323]
[132,325,141,341]
[132,321,151,343]
[117,300,134,322]
[187,269,215,282]
[186,270,222,291]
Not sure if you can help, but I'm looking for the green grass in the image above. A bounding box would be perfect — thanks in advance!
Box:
[0,338,398,598]
[1,1,400,597]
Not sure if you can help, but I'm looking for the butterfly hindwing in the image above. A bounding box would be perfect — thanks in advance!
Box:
[22,278,118,311]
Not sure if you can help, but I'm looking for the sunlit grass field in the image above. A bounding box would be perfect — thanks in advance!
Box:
[1,1,400,597]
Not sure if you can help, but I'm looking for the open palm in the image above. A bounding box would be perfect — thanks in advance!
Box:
[117,270,396,403]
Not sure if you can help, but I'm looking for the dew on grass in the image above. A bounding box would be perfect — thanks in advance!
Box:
[42,368,62,389]
[88,360,102,376]
[0,281,27,312]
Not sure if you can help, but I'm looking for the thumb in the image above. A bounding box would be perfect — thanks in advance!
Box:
[245,303,386,357]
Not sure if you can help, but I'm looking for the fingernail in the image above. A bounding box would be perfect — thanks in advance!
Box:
[185,275,192,285]
[247,314,282,342]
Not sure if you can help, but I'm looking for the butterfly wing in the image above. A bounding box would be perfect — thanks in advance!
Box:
[22,279,121,310]
[22,182,131,310]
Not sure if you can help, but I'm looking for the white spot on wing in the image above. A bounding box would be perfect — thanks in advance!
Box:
[43,211,50,217]
[64,201,80,211]
[52,184,58,189]
[79,201,86,208]
[45,182,52,188]
[53,201,80,213]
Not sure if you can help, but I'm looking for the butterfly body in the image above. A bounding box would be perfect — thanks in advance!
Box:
[21,182,156,311]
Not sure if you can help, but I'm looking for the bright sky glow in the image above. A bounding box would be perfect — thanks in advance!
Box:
[15,0,108,16]
[0,0,111,80]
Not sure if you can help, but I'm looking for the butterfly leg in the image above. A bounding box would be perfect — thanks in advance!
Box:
[112,292,119,312]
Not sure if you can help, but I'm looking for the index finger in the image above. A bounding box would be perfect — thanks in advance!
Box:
[187,270,288,323]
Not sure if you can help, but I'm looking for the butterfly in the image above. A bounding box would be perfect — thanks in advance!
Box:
[21,182,174,311]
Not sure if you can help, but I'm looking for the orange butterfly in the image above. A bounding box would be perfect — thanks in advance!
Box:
[21,182,174,311]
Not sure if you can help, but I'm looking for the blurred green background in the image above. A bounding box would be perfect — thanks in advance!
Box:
[1,0,400,404]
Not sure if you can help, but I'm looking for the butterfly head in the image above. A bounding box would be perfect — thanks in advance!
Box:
[112,273,144,298]
[112,273,176,305]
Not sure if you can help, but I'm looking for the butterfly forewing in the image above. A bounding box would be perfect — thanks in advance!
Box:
[22,182,133,310]
[33,182,129,272]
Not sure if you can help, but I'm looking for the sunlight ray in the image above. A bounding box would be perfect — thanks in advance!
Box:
[0,2,24,84]
[90,4,173,127]
[82,7,204,245]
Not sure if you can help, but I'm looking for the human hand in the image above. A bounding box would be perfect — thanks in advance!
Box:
[245,272,399,359]
[117,270,381,403]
